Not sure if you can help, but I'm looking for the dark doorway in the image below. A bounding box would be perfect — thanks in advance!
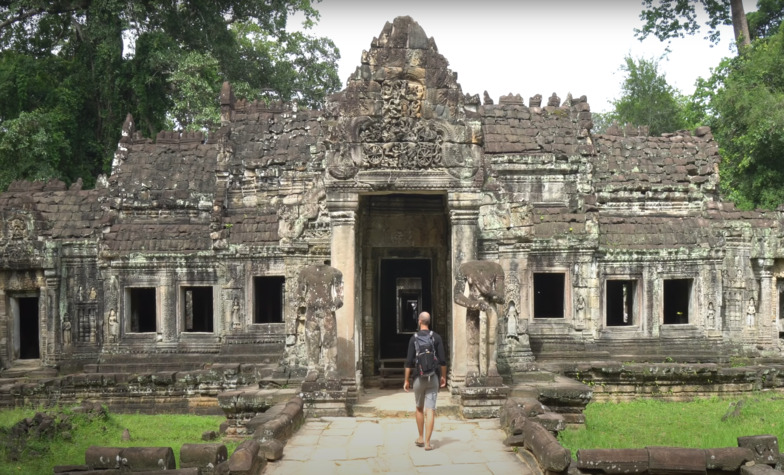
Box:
[128,287,157,333]
[663,279,691,324]
[254,276,285,324]
[606,280,636,326]
[533,273,565,319]
[379,259,431,359]
[17,297,40,359]
[183,286,214,332]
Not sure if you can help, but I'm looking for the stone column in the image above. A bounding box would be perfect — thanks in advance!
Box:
[448,192,481,386]
[328,192,359,383]
[44,272,58,365]
[159,271,175,342]
[757,259,775,346]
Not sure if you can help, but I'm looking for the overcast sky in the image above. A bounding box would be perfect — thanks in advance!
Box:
[295,0,755,113]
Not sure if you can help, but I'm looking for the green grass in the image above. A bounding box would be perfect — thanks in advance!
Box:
[558,393,784,457]
[0,406,239,475]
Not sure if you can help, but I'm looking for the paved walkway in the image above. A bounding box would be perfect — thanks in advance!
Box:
[264,389,538,474]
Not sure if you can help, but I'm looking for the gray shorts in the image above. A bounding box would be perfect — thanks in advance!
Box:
[413,374,439,410]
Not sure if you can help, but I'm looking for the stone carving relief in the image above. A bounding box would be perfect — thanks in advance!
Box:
[454,260,505,386]
[297,263,344,383]
[107,309,119,343]
[278,182,326,244]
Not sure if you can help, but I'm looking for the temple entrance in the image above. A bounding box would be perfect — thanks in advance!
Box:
[378,258,432,358]
[358,193,450,386]
[10,294,40,360]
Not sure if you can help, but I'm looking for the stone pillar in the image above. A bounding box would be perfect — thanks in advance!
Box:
[328,192,359,383]
[757,259,775,346]
[44,272,58,365]
[159,271,175,342]
[448,192,481,387]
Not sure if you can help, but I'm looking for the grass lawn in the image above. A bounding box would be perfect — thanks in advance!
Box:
[0,406,239,475]
[558,392,784,457]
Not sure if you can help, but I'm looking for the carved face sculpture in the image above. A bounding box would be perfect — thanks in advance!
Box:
[8,217,26,239]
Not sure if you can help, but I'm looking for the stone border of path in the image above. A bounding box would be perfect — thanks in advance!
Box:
[499,397,784,475]
[54,396,305,474]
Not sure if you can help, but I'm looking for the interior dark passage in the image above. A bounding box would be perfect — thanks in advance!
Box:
[533,273,565,318]
[606,280,635,326]
[663,279,691,324]
[254,276,285,324]
[129,288,157,332]
[18,297,40,359]
[183,286,213,332]
[379,258,432,359]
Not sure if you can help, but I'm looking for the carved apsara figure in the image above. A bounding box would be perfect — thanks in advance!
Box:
[706,301,716,330]
[62,314,72,346]
[298,262,344,382]
[746,298,756,327]
[108,309,119,343]
[454,260,505,380]
[231,298,241,329]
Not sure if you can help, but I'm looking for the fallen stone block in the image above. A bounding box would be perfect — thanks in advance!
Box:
[523,420,571,472]
[260,439,285,461]
[576,448,648,473]
[85,446,122,470]
[533,412,566,433]
[738,436,780,466]
[706,447,755,471]
[229,439,266,475]
[180,443,228,471]
[120,446,176,472]
[740,464,784,475]
[647,446,707,475]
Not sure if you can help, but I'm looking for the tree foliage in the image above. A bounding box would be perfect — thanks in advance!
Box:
[636,0,751,48]
[701,25,784,209]
[0,0,341,191]
[604,56,690,136]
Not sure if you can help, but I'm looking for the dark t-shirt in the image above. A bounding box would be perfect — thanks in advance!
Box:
[405,329,447,374]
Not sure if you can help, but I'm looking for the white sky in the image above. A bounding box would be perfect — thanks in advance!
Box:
[295,0,755,113]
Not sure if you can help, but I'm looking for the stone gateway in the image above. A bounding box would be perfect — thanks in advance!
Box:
[0,16,783,398]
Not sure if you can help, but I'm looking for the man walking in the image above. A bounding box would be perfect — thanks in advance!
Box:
[404,311,447,451]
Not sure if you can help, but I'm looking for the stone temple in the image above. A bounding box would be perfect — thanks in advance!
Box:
[1,17,783,406]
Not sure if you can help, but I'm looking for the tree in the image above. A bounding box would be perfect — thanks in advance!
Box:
[746,0,784,39]
[0,0,340,190]
[701,24,784,209]
[604,56,690,136]
[636,0,751,48]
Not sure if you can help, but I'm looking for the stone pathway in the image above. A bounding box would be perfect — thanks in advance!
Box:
[263,415,537,474]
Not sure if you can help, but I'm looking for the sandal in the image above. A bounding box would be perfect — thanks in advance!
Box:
[425,444,434,451]
[415,440,424,447]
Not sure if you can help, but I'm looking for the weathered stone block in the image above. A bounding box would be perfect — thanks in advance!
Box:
[85,446,122,470]
[737,436,780,466]
[524,420,571,472]
[120,446,176,472]
[647,446,706,475]
[705,447,754,471]
[228,439,265,475]
[576,448,649,474]
[180,443,228,471]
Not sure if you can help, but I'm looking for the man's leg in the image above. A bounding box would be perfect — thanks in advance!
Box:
[423,376,439,449]
[424,408,435,448]
[415,406,425,445]
[413,377,425,445]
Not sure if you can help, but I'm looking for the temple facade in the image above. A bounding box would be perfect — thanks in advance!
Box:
[1,16,783,389]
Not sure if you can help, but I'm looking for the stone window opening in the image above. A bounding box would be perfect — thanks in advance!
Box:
[182,286,213,333]
[254,276,285,324]
[533,273,565,319]
[606,280,637,327]
[10,294,40,359]
[663,279,693,325]
[127,287,157,333]
[776,278,784,339]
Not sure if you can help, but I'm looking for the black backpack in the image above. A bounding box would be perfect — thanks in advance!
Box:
[414,331,438,377]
